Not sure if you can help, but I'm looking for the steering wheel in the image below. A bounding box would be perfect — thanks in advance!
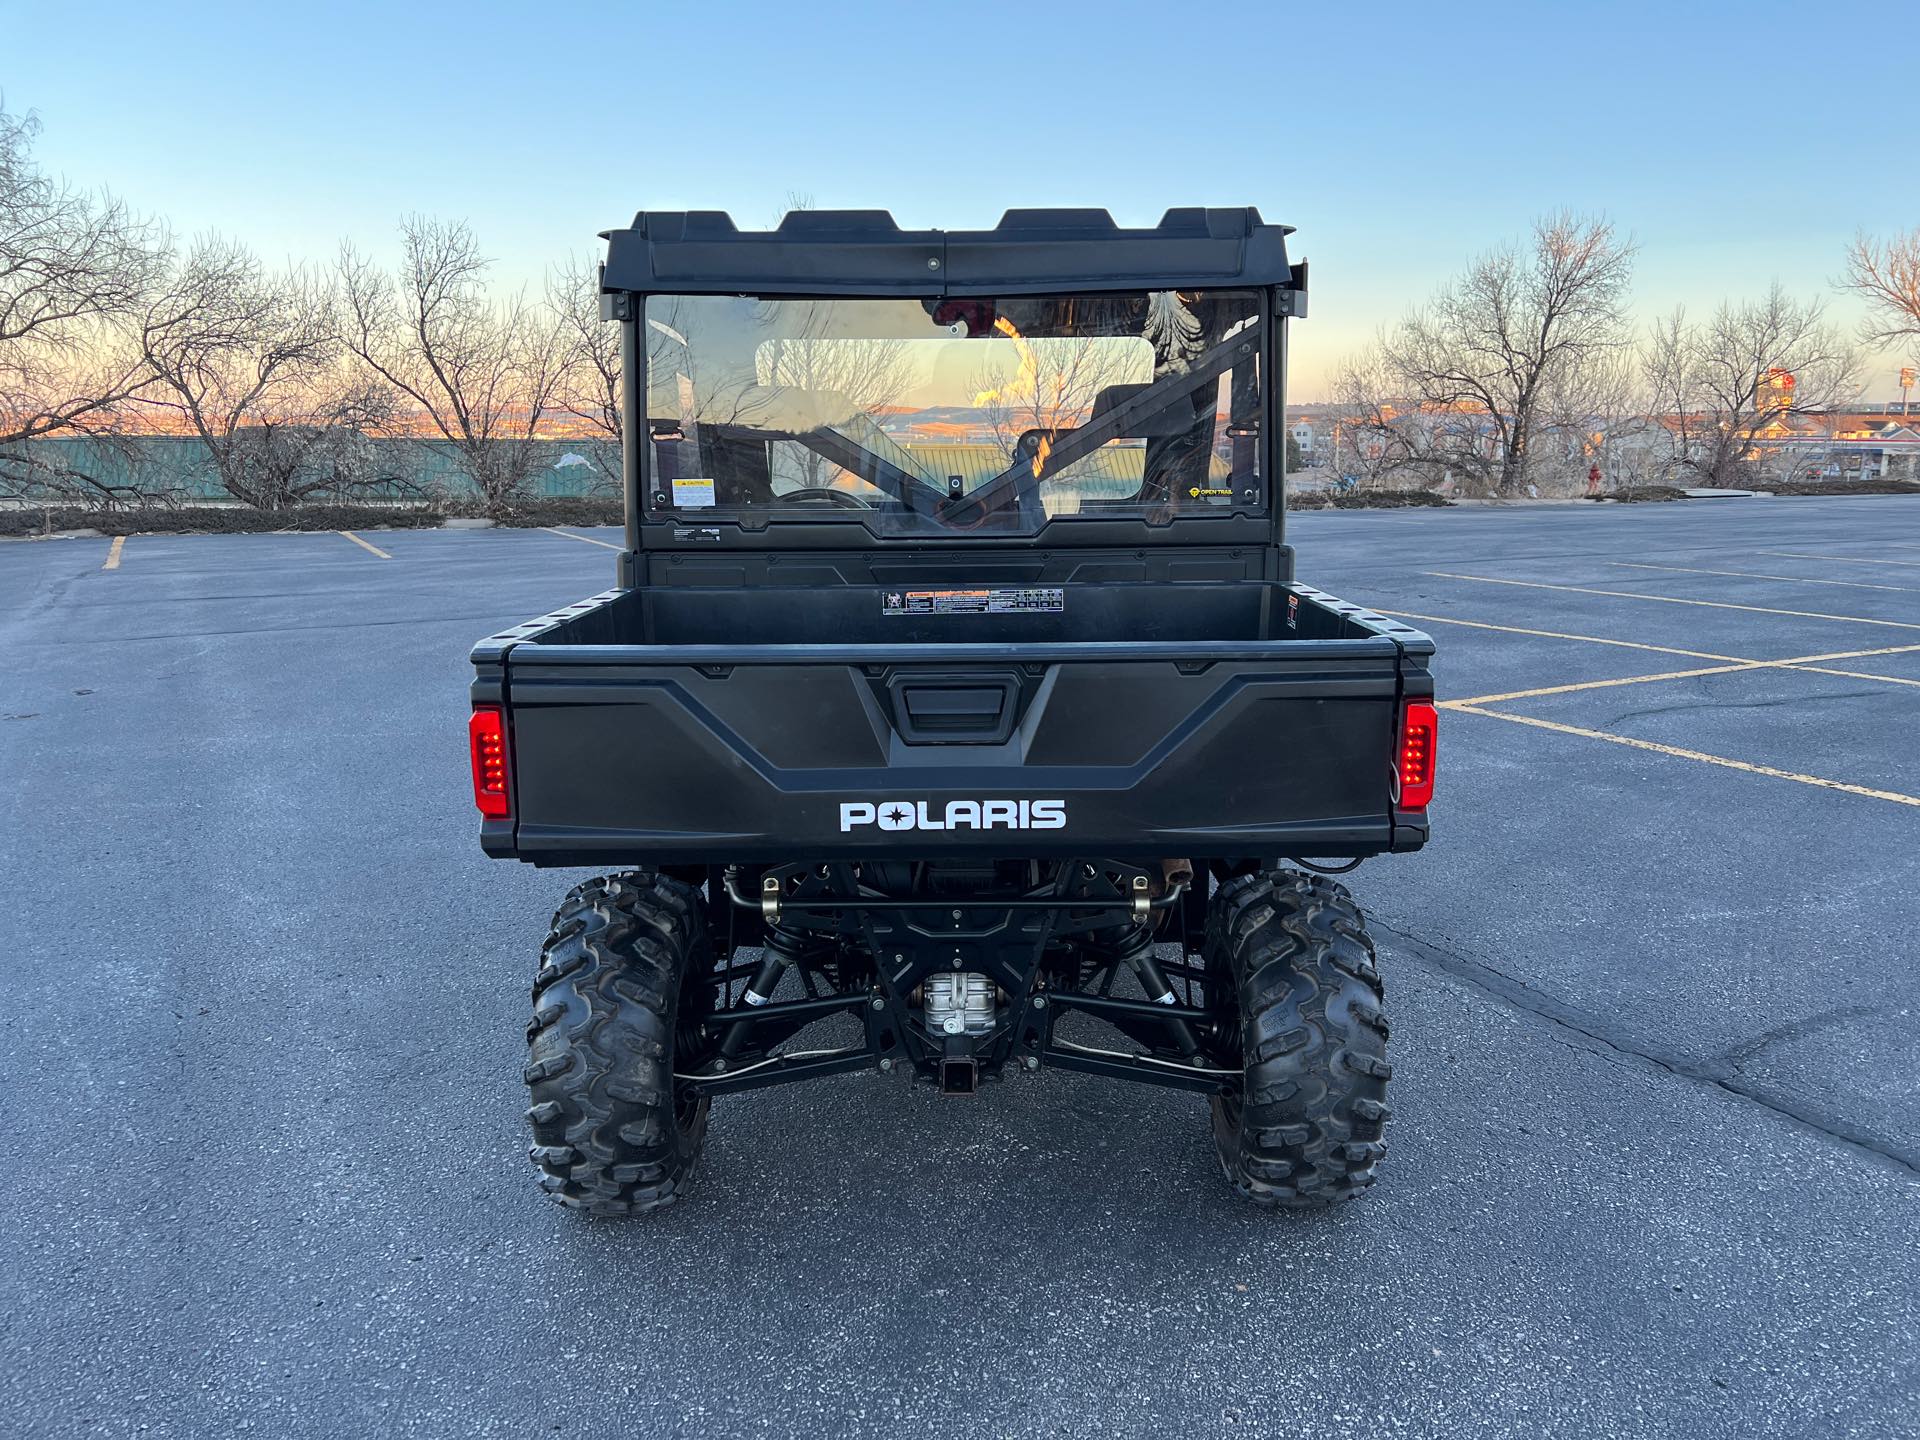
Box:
[778,487,876,509]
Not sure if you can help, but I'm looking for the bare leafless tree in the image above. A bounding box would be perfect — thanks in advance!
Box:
[770,190,815,228]
[1843,228,1920,355]
[1641,307,1702,478]
[1330,351,1514,493]
[645,296,780,434]
[1,101,168,496]
[1366,212,1635,495]
[1572,346,1664,490]
[1327,355,1442,488]
[546,254,621,492]
[1525,342,1661,492]
[969,330,1139,465]
[759,308,912,410]
[137,236,395,508]
[550,245,874,501]
[339,216,563,514]
[1643,287,1860,486]
[758,303,914,486]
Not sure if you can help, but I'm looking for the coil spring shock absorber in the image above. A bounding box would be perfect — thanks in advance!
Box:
[1101,918,1203,1061]
[720,915,828,1060]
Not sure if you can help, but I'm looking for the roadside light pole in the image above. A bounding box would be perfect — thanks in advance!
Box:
[1902,366,1914,418]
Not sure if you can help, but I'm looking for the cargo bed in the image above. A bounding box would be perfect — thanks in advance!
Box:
[470,582,1434,866]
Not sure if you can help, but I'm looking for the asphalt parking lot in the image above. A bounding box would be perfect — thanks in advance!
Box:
[3,496,1917,1438]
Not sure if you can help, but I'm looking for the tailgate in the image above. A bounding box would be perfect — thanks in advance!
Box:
[487,630,1428,865]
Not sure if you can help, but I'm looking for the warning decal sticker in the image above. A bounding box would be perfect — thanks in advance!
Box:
[671,476,716,508]
[882,587,1064,617]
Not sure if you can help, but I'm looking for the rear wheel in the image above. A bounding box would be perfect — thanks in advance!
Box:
[524,872,714,1215]
[1206,870,1392,1208]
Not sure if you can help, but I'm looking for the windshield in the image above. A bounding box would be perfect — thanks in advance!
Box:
[643,290,1265,536]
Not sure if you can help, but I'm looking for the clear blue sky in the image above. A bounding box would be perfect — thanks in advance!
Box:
[4,0,1912,398]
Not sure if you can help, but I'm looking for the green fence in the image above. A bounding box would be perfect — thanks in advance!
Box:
[6,435,617,502]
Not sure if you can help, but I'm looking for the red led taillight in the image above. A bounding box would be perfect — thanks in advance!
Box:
[1397,701,1437,810]
[469,706,512,818]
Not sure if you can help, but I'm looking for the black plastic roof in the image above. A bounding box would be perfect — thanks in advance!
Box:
[600,208,1296,297]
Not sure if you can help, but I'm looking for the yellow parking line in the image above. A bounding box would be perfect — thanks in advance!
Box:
[1775,644,1920,688]
[1793,665,1920,689]
[1755,551,1920,571]
[1773,642,1920,664]
[1436,629,1920,710]
[541,527,623,551]
[1384,610,1920,670]
[1447,641,1920,705]
[1425,571,1920,633]
[1451,664,1762,706]
[338,530,392,559]
[1377,610,1748,662]
[102,535,125,571]
[1452,658,1920,706]
[1447,704,1920,809]
[1609,561,1920,595]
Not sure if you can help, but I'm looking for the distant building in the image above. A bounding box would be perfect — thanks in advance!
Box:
[1743,409,1920,482]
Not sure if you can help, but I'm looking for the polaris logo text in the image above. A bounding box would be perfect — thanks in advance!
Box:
[839,799,1067,833]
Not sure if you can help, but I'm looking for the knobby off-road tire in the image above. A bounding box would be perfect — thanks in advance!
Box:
[1206,871,1392,1209]
[524,873,715,1215]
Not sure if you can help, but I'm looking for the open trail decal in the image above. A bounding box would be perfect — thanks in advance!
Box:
[839,799,1067,832]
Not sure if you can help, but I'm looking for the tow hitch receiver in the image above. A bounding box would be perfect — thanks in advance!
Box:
[939,1053,981,1096]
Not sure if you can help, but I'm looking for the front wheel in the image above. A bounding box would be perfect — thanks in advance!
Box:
[1206,871,1393,1208]
[523,872,714,1215]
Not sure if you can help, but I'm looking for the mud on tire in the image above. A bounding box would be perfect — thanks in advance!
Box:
[1206,870,1392,1208]
[524,872,715,1215]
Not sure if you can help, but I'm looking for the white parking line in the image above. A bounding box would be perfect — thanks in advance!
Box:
[1610,561,1920,595]
[1755,551,1920,571]
[541,527,623,551]
[1378,610,1747,662]
[1425,572,1920,633]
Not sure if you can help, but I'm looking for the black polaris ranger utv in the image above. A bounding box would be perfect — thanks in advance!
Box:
[468,208,1436,1214]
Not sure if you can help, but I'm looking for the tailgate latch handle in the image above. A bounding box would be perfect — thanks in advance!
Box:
[887,672,1021,745]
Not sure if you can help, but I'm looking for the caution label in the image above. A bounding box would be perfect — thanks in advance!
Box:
[671,476,716,508]
[882,587,1064,617]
